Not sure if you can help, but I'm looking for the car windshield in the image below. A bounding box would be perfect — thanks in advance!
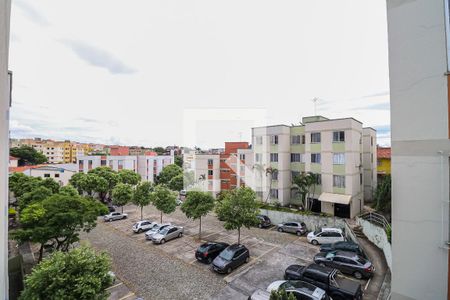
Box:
[219,248,234,260]
[325,252,336,259]
[159,228,169,235]
[356,257,366,264]
[313,230,321,235]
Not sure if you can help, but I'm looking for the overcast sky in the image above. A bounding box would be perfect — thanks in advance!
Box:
[9,0,390,148]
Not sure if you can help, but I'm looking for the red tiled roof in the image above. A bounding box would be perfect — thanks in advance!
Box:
[9,164,46,173]
[377,147,391,159]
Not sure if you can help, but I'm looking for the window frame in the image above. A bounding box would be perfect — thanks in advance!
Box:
[311,132,321,144]
[311,153,321,164]
[333,131,345,142]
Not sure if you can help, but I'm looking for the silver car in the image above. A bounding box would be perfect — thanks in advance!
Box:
[145,223,171,240]
[151,225,184,244]
[132,220,156,233]
[104,212,128,222]
[277,221,307,236]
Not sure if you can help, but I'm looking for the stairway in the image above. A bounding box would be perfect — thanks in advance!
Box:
[352,225,366,239]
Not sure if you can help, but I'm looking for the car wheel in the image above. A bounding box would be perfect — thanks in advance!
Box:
[311,240,319,245]
[109,219,113,222]
[123,216,127,219]
[353,271,363,280]
[319,262,326,267]
[160,239,165,244]
[227,267,232,274]
[245,256,249,263]
[296,231,302,236]
[138,229,142,233]
[178,232,182,238]
[277,227,283,232]
[258,224,262,229]
[207,257,212,264]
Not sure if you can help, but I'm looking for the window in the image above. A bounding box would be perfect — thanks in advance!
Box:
[291,171,300,180]
[291,153,304,163]
[360,173,363,185]
[311,132,321,143]
[208,159,213,165]
[311,153,321,164]
[101,160,106,166]
[270,153,278,162]
[239,154,245,160]
[333,131,345,142]
[291,135,301,144]
[255,153,262,162]
[109,160,114,169]
[44,173,50,178]
[255,136,263,145]
[333,153,345,165]
[118,160,124,170]
[371,137,373,146]
[270,189,278,199]
[314,174,322,185]
[240,166,245,173]
[88,160,93,170]
[271,172,278,180]
[333,175,345,188]
[270,135,278,145]
[208,170,213,176]
[301,135,306,144]
[55,174,60,178]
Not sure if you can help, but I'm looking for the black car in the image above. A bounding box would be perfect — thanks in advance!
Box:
[256,215,272,228]
[212,244,250,274]
[314,251,374,279]
[320,241,364,257]
[195,242,229,264]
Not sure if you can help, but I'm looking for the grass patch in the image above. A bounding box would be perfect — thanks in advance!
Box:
[258,202,332,217]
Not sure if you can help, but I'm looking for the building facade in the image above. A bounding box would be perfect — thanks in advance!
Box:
[387,0,450,299]
[376,146,391,178]
[249,116,376,218]
[220,142,249,191]
[192,154,221,196]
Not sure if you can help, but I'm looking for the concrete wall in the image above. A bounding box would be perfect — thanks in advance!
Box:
[387,0,450,299]
[0,0,11,297]
[259,208,345,232]
[357,218,392,270]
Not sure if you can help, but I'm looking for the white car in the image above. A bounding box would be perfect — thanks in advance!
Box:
[132,220,156,233]
[266,280,330,300]
[145,223,171,240]
[151,225,184,244]
[103,212,128,222]
[307,228,344,245]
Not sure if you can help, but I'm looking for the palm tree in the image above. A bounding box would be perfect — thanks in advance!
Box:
[306,172,320,210]
[291,172,310,210]
[265,167,278,203]
[252,164,265,201]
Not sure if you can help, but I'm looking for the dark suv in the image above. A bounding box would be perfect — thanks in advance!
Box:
[195,242,229,264]
[256,215,272,228]
[212,244,250,274]
[314,250,374,279]
[320,241,364,257]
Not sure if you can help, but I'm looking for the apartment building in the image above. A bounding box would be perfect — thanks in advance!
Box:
[77,154,174,183]
[236,148,254,189]
[0,0,11,296]
[249,116,376,219]
[387,1,450,299]
[192,153,221,196]
[220,142,249,191]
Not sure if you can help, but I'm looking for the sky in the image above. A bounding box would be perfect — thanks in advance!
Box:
[9,0,391,148]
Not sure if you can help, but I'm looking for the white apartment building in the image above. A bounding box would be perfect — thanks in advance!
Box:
[236,148,254,189]
[77,154,174,183]
[248,116,376,219]
[21,165,77,186]
[43,142,65,164]
[388,0,450,299]
[191,154,221,196]
[0,0,11,297]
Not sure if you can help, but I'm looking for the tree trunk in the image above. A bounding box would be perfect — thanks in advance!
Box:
[199,216,202,240]
[160,211,163,223]
[38,244,44,262]
[238,227,241,244]
[140,206,143,220]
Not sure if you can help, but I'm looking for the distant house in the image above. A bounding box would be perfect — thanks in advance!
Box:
[377,146,391,178]
[9,164,77,186]
[9,156,18,168]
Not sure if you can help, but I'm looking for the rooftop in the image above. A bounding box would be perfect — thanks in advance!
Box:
[377,147,391,159]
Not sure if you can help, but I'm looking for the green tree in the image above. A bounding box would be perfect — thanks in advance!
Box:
[291,172,310,210]
[20,246,113,300]
[157,164,182,185]
[10,145,47,166]
[174,155,183,168]
[59,185,79,197]
[18,186,53,212]
[111,183,134,213]
[183,171,195,188]
[215,186,259,244]
[181,191,215,239]
[80,173,108,198]
[132,181,153,220]
[88,167,120,201]
[11,194,108,261]
[269,289,296,300]
[9,174,42,198]
[152,147,165,155]
[152,185,177,223]
[168,173,184,191]
[41,177,60,194]
[118,169,141,185]
[374,174,391,213]
[265,167,278,203]
[68,172,86,194]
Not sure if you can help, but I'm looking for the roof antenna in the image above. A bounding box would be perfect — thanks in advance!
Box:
[312,97,319,116]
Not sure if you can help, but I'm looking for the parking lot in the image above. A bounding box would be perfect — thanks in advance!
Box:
[86,204,370,299]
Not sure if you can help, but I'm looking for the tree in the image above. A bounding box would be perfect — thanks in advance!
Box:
[306,172,320,209]
[174,155,183,168]
[132,181,153,220]
[41,177,60,194]
[88,167,120,202]
[265,167,278,203]
[291,172,310,210]
[80,173,108,198]
[18,186,53,212]
[157,164,182,185]
[118,169,141,185]
[152,147,165,155]
[9,174,42,198]
[68,172,86,194]
[111,183,134,213]
[270,289,296,300]
[59,185,79,197]
[10,145,47,166]
[215,186,259,244]
[11,194,108,261]
[20,246,113,300]
[181,191,215,239]
[374,175,391,213]
[183,171,195,188]
[168,173,183,191]
[152,185,177,223]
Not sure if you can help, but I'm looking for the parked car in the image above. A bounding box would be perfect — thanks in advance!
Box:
[103,212,128,222]
[212,244,250,274]
[132,220,156,233]
[256,215,272,228]
[284,264,363,300]
[314,251,374,279]
[320,241,364,257]
[276,221,307,236]
[195,242,230,264]
[266,280,330,300]
[151,225,184,244]
[145,223,171,240]
[176,198,183,206]
[307,228,345,245]
[248,289,271,300]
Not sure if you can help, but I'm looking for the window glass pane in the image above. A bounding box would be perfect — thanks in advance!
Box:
[311,132,321,143]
